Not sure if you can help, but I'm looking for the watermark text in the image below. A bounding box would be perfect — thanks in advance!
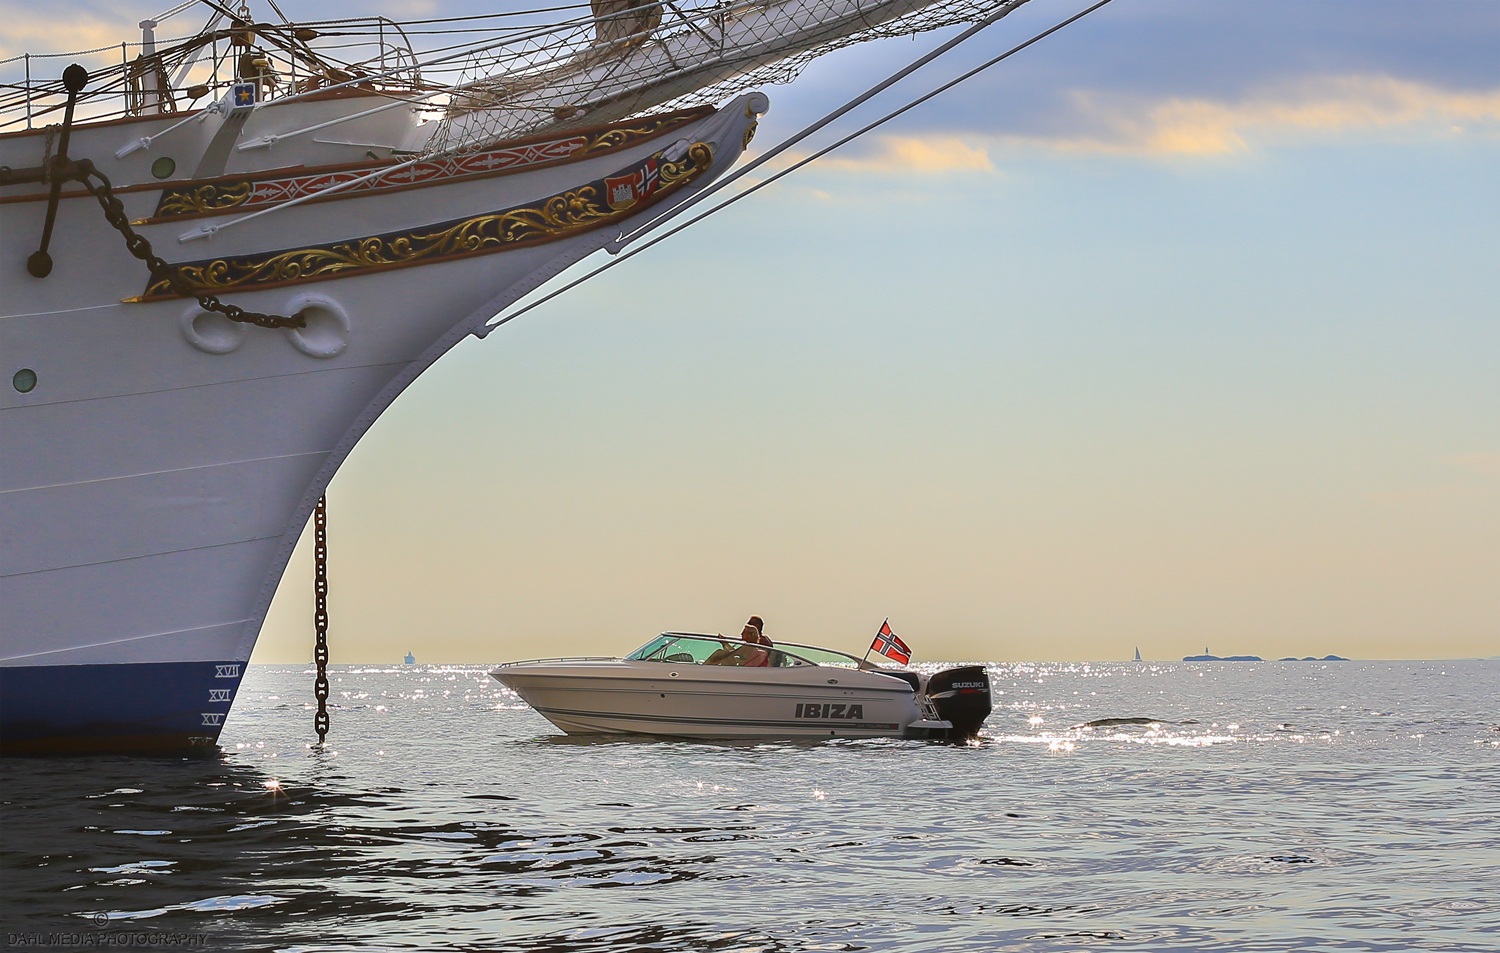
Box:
[7,932,210,948]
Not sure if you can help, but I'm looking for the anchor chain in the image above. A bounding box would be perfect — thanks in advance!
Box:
[76,162,306,330]
[9,63,303,329]
[313,494,330,743]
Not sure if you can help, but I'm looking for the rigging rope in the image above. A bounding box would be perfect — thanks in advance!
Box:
[479,0,1113,336]
[146,0,203,26]
[611,0,1028,247]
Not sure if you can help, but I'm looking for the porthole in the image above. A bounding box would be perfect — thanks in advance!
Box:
[151,156,176,179]
[12,368,37,393]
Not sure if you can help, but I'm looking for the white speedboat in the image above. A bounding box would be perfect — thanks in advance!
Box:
[491,633,991,740]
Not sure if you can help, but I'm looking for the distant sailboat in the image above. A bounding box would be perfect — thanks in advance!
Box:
[404,652,416,666]
[1133,647,1142,662]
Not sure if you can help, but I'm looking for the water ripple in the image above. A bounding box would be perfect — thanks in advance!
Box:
[2,660,1495,952]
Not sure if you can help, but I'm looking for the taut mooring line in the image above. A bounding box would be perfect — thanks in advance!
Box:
[479,0,1115,336]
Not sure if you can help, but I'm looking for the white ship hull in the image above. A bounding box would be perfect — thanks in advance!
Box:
[0,94,764,752]
[494,659,927,739]
[1,0,1033,754]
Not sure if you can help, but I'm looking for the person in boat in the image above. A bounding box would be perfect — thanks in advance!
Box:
[706,617,772,666]
[746,616,770,645]
[744,616,773,665]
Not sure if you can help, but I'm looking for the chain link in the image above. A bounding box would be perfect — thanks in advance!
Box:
[314,495,330,743]
[73,159,306,330]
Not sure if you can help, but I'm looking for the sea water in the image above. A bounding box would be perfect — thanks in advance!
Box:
[2,661,1496,952]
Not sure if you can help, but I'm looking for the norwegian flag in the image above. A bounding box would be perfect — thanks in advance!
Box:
[870,620,911,665]
[604,158,660,211]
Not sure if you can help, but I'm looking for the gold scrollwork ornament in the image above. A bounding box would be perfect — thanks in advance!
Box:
[659,142,715,188]
[145,142,713,298]
[157,181,254,216]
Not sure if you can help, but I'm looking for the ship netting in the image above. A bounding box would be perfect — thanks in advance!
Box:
[421,0,1030,154]
[0,0,1029,150]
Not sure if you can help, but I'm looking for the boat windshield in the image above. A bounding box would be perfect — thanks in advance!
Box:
[770,642,867,669]
[625,633,805,667]
[625,633,866,669]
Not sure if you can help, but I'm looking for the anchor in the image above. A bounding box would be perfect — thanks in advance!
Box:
[0,63,304,328]
[27,64,89,278]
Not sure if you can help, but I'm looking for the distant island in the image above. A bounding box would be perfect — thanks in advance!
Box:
[1181,647,1349,662]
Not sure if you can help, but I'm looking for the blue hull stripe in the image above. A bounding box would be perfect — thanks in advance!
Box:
[0,661,245,754]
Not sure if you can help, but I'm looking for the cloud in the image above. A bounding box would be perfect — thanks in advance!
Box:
[375,0,438,17]
[815,135,995,173]
[1001,75,1500,156]
[0,5,137,63]
[763,74,1500,180]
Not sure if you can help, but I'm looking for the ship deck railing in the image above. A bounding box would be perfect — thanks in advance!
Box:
[492,657,620,668]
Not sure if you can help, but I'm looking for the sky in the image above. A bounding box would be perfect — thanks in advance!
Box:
[7,1,1496,662]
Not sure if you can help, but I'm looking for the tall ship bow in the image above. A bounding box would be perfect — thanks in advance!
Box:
[0,0,1028,753]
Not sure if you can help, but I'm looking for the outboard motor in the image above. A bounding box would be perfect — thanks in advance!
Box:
[926,666,991,739]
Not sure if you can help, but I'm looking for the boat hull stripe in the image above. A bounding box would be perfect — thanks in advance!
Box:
[0,661,243,755]
[134,141,715,301]
[532,705,900,732]
[144,109,712,222]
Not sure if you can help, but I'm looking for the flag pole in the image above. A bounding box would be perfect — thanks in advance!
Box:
[860,618,888,666]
